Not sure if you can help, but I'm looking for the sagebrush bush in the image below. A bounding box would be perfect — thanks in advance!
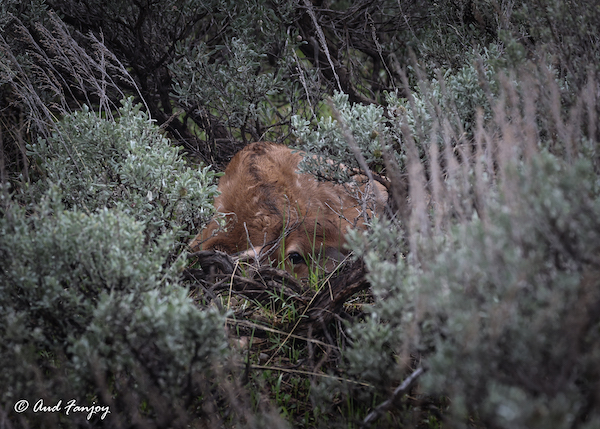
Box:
[336,98,600,428]
[171,38,285,136]
[27,98,218,244]
[292,46,501,189]
[418,153,600,428]
[0,186,230,426]
[293,91,389,183]
[0,189,178,347]
[170,24,317,146]
[0,103,248,427]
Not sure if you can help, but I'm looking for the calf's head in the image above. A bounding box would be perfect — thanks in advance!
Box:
[190,141,387,278]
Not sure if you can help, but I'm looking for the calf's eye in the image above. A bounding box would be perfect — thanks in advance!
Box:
[287,252,305,265]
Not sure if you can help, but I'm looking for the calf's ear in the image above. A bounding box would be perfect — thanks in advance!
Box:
[323,247,347,263]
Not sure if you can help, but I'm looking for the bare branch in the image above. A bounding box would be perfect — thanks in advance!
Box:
[362,366,425,428]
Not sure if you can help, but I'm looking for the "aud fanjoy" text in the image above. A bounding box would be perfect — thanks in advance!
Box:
[14,398,111,420]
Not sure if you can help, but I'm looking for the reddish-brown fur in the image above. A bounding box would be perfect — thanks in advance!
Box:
[190,141,387,278]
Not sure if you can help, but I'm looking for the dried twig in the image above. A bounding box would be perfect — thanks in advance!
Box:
[361,366,425,428]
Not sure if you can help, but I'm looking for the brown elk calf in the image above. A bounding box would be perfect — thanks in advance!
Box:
[189,141,387,278]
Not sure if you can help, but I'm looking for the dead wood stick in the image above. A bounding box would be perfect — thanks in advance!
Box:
[361,366,425,428]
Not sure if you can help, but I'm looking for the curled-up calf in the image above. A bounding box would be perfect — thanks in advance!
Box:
[190,141,387,279]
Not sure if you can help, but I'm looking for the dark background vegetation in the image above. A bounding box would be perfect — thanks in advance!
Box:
[1,0,600,428]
